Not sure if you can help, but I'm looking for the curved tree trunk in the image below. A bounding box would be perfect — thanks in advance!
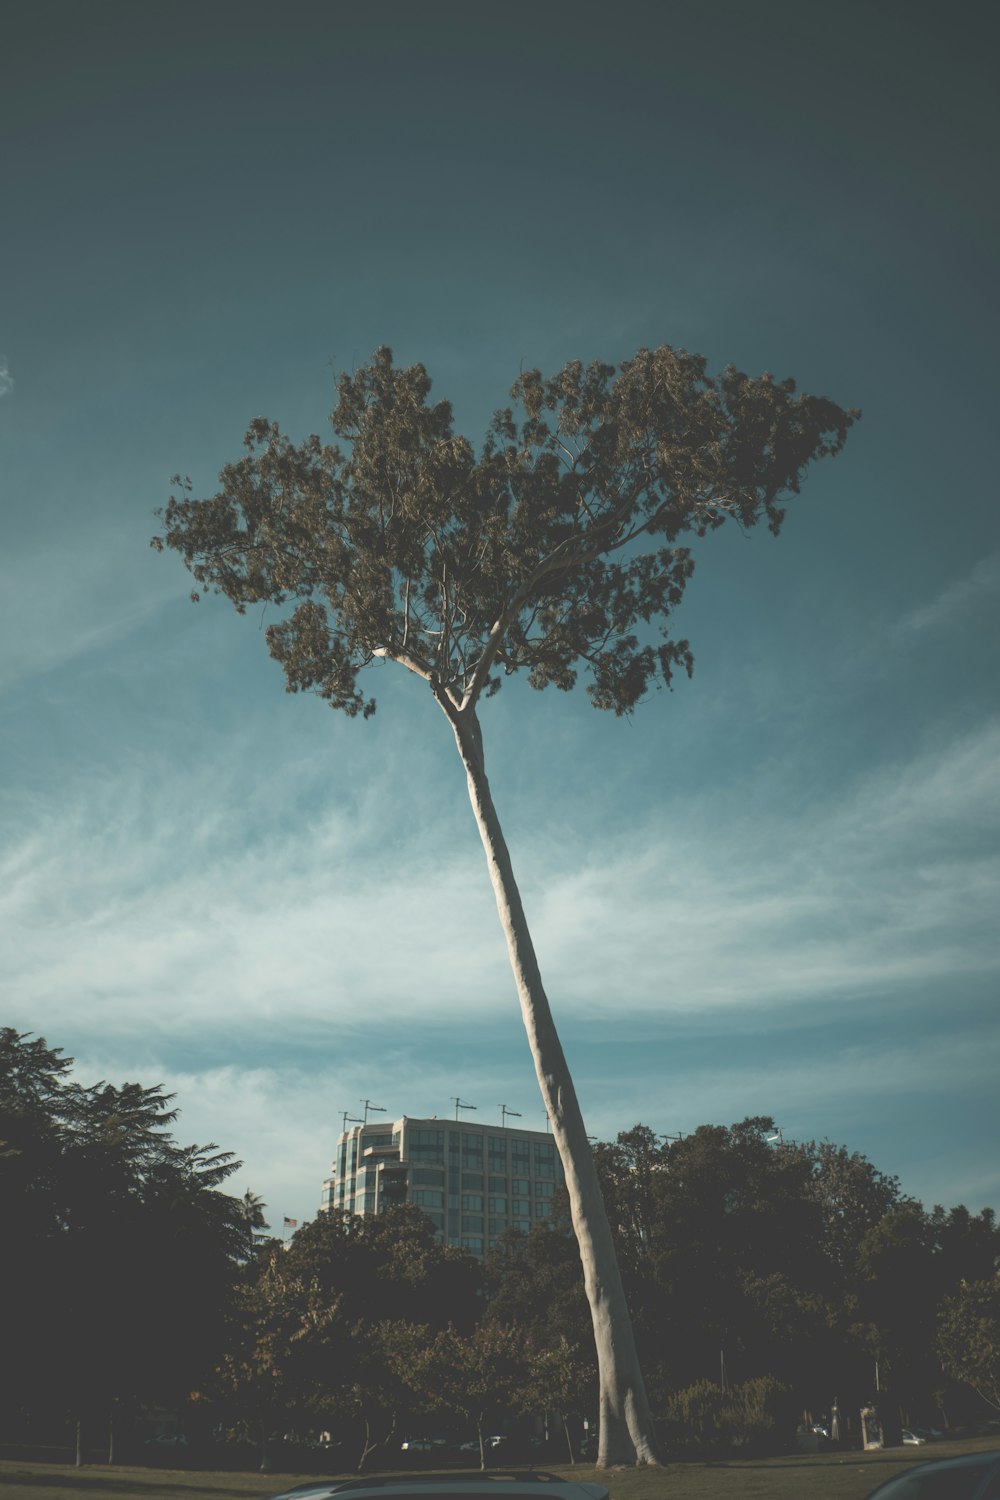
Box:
[448,706,660,1467]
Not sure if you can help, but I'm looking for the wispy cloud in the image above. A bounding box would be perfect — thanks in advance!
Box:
[895,553,1000,635]
[0,539,181,694]
[5,658,997,1223]
[0,355,12,397]
[526,717,1000,1018]
[4,711,997,1041]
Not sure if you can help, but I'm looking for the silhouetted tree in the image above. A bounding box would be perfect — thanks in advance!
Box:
[0,1029,261,1456]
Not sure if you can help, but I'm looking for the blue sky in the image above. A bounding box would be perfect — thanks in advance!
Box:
[2,0,997,1230]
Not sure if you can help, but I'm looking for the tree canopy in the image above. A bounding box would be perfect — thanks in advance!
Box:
[154,344,857,721]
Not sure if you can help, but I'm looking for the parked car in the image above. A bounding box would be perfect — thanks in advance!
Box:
[399,1437,448,1452]
[901,1429,927,1445]
[865,1449,1000,1498]
[267,1475,610,1500]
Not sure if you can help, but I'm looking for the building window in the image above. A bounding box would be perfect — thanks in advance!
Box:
[512,1198,530,1216]
[412,1190,444,1208]
[410,1129,445,1162]
[413,1167,445,1185]
[461,1134,485,1170]
[488,1197,507,1214]
[462,1194,483,1212]
[462,1172,484,1190]
[410,1144,446,1164]
[462,1236,484,1253]
[489,1216,507,1234]
[535,1179,555,1197]
[512,1218,531,1233]
[535,1202,551,1219]
[488,1175,507,1193]
[461,1214,484,1234]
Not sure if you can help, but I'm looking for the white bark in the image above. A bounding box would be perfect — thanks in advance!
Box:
[446,703,660,1467]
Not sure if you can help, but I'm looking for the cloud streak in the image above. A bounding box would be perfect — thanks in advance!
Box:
[5,710,997,1044]
[895,553,1000,636]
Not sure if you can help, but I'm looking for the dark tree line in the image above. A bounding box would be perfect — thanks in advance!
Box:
[3,1032,997,1470]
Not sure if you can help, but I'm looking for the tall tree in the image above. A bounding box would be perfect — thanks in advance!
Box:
[154,344,856,1464]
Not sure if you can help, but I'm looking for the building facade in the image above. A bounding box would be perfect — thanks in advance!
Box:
[320,1115,565,1256]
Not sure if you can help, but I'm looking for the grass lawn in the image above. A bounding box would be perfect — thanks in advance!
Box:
[1,1440,998,1500]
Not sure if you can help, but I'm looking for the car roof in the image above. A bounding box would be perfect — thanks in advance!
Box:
[865,1449,1000,1497]
[268,1475,609,1500]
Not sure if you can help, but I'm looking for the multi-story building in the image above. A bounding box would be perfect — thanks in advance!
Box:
[320,1114,565,1257]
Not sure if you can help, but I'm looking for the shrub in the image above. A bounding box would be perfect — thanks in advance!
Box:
[664,1374,792,1457]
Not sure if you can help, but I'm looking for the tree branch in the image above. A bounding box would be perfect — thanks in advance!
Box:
[460,489,641,711]
[371,646,434,681]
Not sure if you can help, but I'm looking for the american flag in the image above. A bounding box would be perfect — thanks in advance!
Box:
[283,1216,298,1228]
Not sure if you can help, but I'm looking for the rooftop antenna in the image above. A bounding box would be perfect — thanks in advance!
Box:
[340,1111,363,1133]
[500,1105,522,1128]
[452,1098,477,1121]
[360,1100,386,1126]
